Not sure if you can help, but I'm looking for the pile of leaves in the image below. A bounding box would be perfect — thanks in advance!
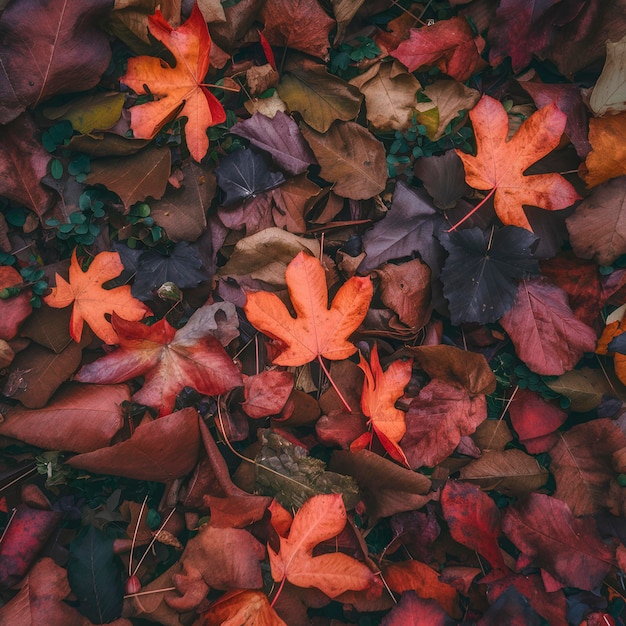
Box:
[1,0,626,623]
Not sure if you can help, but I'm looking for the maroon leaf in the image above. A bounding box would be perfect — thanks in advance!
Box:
[0,0,112,122]
[0,266,32,340]
[441,481,507,574]
[401,379,487,468]
[242,370,294,418]
[500,278,597,376]
[502,493,614,591]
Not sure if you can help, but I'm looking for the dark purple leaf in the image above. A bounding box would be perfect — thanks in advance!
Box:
[413,150,470,210]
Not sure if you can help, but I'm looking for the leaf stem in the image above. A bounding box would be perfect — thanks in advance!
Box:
[317,355,353,413]
[446,186,497,233]
[270,576,287,607]
[124,586,176,599]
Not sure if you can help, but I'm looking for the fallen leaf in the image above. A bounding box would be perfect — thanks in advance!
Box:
[439,225,540,325]
[75,312,242,416]
[268,493,376,598]
[480,585,544,625]
[165,563,209,613]
[582,111,626,188]
[544,367,611,412]
[331,0,365,43]
[391,16,485,81]
[43,249,150,345]
[330,450,431,523]
[502,493,614,591]
[401,379,487,468]
[215,147,285,206]
[260,0,335,60]
[351,344,413,465]
[67,408,201,481]
[413,150,470,210]
[381,591,455,626]
[590,33,626,116]
[230,111,317,176]
[44,92,125,135]
[271,175,321,233]
[300,120,387,200]
[455,95,580,230]
[202,589,287,626]
[349,62,421,132]
[244,251,372,366]
[0,0,112,123]
[242,370,294,418]
[0,265,32,340]
[277,64,362,133]
[0,504,63,589]
[500,277,597,376]
[120,4,226,161]
[85,146,171,213]
[549,419,626,516]
[441,481,507,573]
[566,177,626,266]
[0,383,127,453]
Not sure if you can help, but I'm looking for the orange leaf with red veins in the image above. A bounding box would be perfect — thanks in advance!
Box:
[268,493,376,598]
[455,95,580,231]
[120,4,226,162]
[351,343,412,466]
[391,16,485,81]
[43,250,150,344]
[244,251,373,366]
[202,589,287,626]
[75,313,242,416]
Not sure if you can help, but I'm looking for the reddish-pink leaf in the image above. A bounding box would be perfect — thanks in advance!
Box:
[502,493,614,591]
[508,388,567,454]
[391,17,485,81]
[242,370,294,419]
[0,505,63,589]
[401,379,487,468]
[75,313,242,416]
[500,278,597,375]
[381,591,455,626]
[441,481,507,574]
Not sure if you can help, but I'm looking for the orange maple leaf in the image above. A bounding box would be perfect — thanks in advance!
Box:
[268,493,376,598]
[243,252,373,367]
[351,343,413,466]
[43,250,149,345]
[455,95,580,231]
[120,3,226,162]
[202,590,287,626]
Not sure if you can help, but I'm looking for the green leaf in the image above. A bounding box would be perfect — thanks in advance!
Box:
[67,525,124,624]
[50,158,63,180]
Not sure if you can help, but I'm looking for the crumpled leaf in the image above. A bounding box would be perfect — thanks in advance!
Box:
[349,62,421,132]
[391,16,485,81]
[0,114,54,217]
[351,344,413,465]
[0,0,112,123]
[441,481,507,574]
[260,0,335,60]
[203,589,287,625]
[268,493,376,598]
[500,278,597,376]
[215,148,285,206]
[120,4,226,161]
[75,312,242,416]
[165,564,209,613]
[244,251,372,366]
[67,525,124,623]
[566,177,626,266]
[67,408,200,482]
[590,33,626,116]
[581,111,626,188]
[300,121,387,200]
[455,95,580,231]
[548,419,626,516]
[255,429,360,510]
[43,250,150,345]
[0,383,128,453]
[358,181,445,274]
[401,379,487,468]
[277,64,363,133]
[85,146,171,213]
[0,504,63,589]
[230,111,317,176]
[439,225,540,325]
[330,449,431,523]
[502,493,614,591]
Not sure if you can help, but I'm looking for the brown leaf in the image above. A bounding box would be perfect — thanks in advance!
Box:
[201,494,272,528]
[402,379,487,468]
[0,383,127,453]
[582,111,626,187]
[86,146,171,213]
[66,408,201,482]
[0,265,32,340]
[301,121,387,200]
